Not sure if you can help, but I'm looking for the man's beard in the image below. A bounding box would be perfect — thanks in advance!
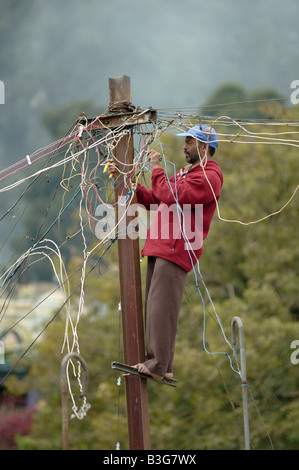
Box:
[185,152,199,165]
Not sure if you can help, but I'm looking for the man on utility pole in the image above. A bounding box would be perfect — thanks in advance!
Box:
[133,125,223,381]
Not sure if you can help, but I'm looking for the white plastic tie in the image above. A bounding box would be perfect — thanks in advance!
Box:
[77,125,84,138]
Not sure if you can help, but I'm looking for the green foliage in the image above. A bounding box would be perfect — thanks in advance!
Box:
[202,82,285,119]
[41,101,103,139]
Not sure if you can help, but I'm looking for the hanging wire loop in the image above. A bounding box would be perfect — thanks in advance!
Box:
[61,352,89,450]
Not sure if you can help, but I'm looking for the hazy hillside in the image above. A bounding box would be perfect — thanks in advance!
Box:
[0,0,298,164]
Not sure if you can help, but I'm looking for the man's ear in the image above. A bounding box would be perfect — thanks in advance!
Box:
[200,143,208,157]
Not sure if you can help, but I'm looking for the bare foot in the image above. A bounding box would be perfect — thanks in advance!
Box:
[133,363,163,382]
[164,372,173,380]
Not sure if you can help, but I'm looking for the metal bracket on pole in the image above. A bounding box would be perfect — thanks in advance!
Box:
[86,108,157,130]
[231,316,250,450]
[61,353,88,450]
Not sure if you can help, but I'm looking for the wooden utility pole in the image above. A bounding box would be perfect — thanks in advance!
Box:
[109,76,151,450]
[92,75,152,450]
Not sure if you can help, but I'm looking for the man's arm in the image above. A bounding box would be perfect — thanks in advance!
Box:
[136,183,160,209]
[147,151,222,206]
[134,150,162,209]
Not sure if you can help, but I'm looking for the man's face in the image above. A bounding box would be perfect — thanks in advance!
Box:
[183,136,203,164]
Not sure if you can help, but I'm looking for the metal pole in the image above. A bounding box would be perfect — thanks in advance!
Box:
[231,316,250,450]
[109,76,151,450]
[61,352,88,450]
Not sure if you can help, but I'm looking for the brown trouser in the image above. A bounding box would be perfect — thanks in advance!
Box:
[143,256,188,377]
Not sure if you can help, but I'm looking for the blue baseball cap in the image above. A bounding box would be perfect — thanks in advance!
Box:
[177,124,218,149]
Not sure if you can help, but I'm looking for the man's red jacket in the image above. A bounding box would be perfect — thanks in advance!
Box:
[136,160,223,272]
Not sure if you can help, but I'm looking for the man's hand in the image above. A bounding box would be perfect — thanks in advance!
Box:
[146,150,161,169]
[105,161,117,179]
